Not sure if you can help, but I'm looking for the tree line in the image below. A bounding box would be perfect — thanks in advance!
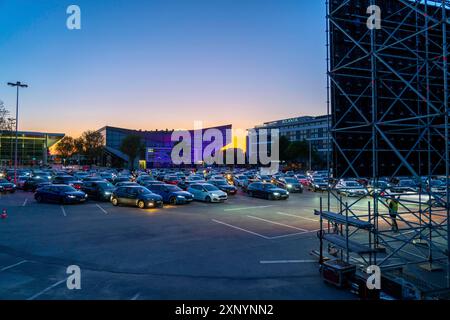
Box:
[55,132,144,168]
[54,131,105,165]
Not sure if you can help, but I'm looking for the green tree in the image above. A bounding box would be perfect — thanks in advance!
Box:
[0,100,10,131]
[55,136,75,162]
[81,131,104,165]
[286,141,309,162]
[120,135,144,169]
[73,137,85,165]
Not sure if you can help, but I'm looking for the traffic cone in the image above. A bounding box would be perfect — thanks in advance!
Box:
[1,208,8,219]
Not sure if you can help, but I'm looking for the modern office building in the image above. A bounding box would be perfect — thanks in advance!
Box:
[247,115,331,165]
[98,125,232,168]
[0,131,65,166]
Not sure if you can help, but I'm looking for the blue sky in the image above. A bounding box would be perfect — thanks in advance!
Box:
[0,0,327,136]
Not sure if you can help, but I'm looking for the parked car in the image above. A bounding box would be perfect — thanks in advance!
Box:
[309,178,329,192]
[233,175,248,187]
[73,172,90,180]
[146,184,194,205]
[274,177,304,193]
[52,175,83,189]
[115,181,140,187]
[23,177,52,192]
[35,185,88,204]
[99,172,115,182]
[112,176,131,185]
[367,179,391,195]
[177,177,206,190]
[335,180,368,197]
[136,175,155,185]
[428,179,447,194]
[295,175,309,187]
[209,180,238,195]
[111,186,163,209]
[82,181,116,201]
[163,175,181,185]
[15,175,29,190]
[391,179,419,193]
[187,183,228,203]
[0,178,16,193]
[247,182,289,200]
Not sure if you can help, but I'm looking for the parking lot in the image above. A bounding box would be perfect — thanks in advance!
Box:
[0,189,354,300]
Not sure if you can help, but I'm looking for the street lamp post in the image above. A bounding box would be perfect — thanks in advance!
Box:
[7,81,28,184]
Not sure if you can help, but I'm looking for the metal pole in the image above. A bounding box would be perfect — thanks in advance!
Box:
[441,0,450,289]
[309,138,312,171]
[14,85,19,184]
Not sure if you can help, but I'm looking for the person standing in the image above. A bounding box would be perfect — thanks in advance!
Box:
[388,196,399,232]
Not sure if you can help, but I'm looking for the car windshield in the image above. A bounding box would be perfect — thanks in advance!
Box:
[400,180,415,186]
[98,182,115,189]
[263,184,277,190]
[346,182,361,187]
[214,180,228,186]
[136,187,151,195]
[166,185,182,192]
[203,185,219,191]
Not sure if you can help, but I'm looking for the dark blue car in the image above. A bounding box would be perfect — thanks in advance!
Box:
[146,184,194,205]
[35,185,88,204]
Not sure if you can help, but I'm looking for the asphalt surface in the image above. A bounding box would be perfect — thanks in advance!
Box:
[0,189,355,300]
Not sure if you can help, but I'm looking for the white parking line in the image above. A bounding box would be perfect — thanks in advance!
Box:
[224,205,274,212]
[60,206,67,217]
[269,232,310,239]
[246,215,308,232]
[276,212,319,222]
[0,260,28,272]
[260,260,316,264]
[22,198,28,207]
[131,293,140,300]
[96,204,108,214]
[212,219,271,239]
[27,279,66,300]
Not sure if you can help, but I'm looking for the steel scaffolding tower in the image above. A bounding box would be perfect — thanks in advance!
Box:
[320,0,450,297]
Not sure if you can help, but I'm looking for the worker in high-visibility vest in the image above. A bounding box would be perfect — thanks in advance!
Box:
[388,196,399,233]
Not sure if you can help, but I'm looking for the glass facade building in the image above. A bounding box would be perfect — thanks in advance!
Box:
[0,131,64,166]
[98,125,232,168]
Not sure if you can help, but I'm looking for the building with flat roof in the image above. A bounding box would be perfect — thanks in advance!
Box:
[98,125,232,168]
[247,115,331,167]
[0,131,65,166]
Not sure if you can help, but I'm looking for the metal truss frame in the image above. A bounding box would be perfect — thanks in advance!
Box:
[323,0,450,294]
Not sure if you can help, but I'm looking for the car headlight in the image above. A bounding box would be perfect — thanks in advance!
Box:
[104,191,111,195]
[67,195,76,199]
[12,184,16,188]
[177,195,185,199]
[273,192,280,196]
[286,191,290,195]
[287,184,293,188]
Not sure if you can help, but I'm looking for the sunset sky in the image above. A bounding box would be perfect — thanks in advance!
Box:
[0,0,326,137]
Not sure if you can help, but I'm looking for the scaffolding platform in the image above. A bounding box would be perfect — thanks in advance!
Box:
[323,233,377,255]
